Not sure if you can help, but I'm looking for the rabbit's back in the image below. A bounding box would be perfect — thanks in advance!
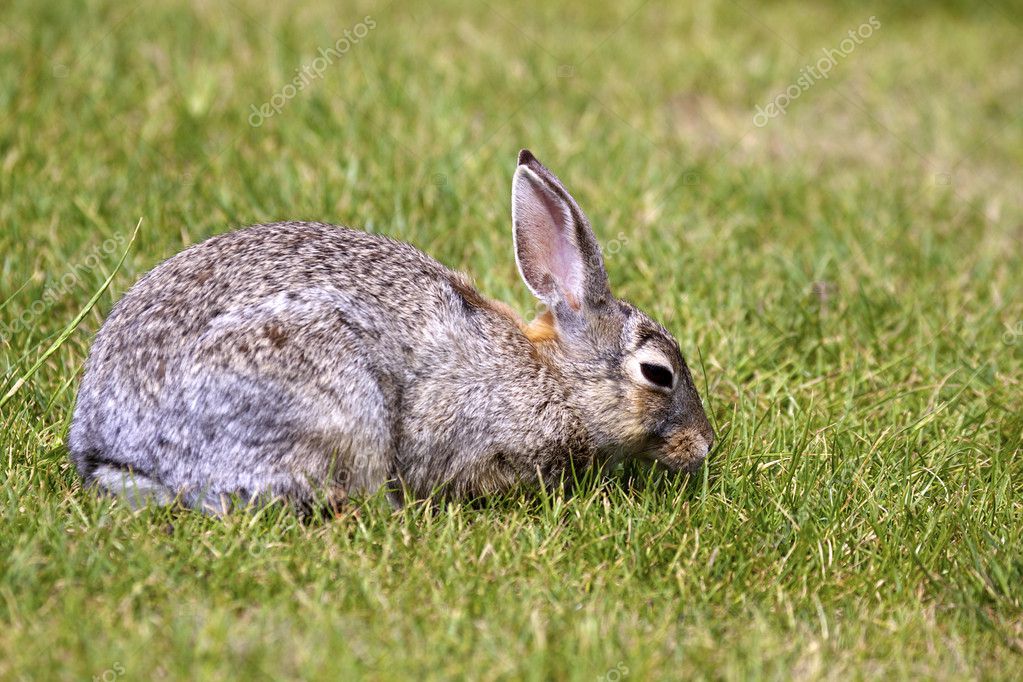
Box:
[69,221,516,507]
[87,221,460,386]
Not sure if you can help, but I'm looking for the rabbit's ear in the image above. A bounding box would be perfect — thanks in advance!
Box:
[512,150,611,314]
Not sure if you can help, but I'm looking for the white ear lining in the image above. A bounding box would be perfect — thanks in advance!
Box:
[512,167,575,232]
[511,165,585,308]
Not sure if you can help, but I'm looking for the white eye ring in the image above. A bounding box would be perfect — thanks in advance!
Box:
[625,349,676,392]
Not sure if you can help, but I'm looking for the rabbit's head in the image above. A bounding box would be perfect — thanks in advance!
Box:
[512,150,714,473]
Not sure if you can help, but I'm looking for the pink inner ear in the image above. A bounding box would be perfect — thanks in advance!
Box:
[549,227,582,308]
[515,171,583,306]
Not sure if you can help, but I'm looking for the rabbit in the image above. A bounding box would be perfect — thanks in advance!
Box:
[68,150,715,513]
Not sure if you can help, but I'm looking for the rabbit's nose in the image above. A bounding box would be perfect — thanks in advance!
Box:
[695,436,711,461]
[658,427,711,473]
[682,436,711,473]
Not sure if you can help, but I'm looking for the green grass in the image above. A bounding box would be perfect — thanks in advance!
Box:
[2,0,1022,679]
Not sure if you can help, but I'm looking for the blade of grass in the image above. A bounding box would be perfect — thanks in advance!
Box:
[0,218,141,409]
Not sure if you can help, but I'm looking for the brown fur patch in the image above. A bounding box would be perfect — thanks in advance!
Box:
[447,273,559,345]
[488,299,524,325]
[264,323,288,348]
[194,265,215,285]
[522,310,558,344]
[448,274,502,314]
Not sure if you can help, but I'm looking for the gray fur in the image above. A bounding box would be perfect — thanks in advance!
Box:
[68,150,714,511]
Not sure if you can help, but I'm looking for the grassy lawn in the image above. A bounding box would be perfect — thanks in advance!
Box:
[2,0,1021,679]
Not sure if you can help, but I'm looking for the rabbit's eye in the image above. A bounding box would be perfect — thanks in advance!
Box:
[640,363,674,389]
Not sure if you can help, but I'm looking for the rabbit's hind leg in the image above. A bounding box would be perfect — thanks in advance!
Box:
[159,291,399,509]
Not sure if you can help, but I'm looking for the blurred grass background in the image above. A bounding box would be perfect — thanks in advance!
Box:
[1,0,1021,679]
